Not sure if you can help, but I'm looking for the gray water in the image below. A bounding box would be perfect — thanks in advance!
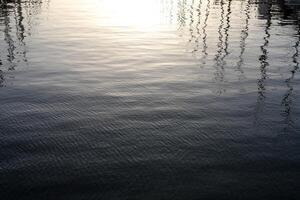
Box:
[0,0,300,199]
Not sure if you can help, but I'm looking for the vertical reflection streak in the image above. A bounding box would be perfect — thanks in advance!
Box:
[14,0,27,62]
[281,24,300,132]
[192,0,203,53]
[214,0,225,63]
[236,0,251,79]
[213,0,225,95]
[201,0,210,65]
[0,58,3,87]
[15,0,25,43]
[254,1,272,127]
[3,4,16,69]
[188,0,195,43]
[258,5,271,100]
[170,0,174,24]
[178,0,187,30]
[0,0,43,87]
[222,0,231,58]
[0,4,4,87]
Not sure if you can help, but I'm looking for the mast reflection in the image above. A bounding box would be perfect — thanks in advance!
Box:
[222,0,231,58]
[281,23,300,132]
[254,0,272,127]
[201,0,210,66]
[236,0,251,80]
[0,0,44,86]
[191,0,203,54]
[213,0,226,95]
[188,0,195,43]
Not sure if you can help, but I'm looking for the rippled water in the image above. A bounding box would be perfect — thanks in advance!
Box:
[1,0,300,199]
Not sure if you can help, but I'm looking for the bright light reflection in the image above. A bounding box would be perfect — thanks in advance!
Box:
[96,0,167,29]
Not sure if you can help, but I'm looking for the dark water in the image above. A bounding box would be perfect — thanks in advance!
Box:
[0,0,300,199]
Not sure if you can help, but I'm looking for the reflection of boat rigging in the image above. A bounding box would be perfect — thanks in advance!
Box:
[1,0,27,69]
[177,0,188,30]
[2,3,16,70]
[0,0,45,86]
[191,0,203,53]
[258,4,271,100]
[188,0,195,43]
[161,0,175,24]
[214,0,225,63]
[236,0,251,80]
[254,0,272,127]
[0,59,3,87]
[14,0,27,62]
[281,22,300,132]
[221,0,231,58]
[201,0,210,66]
[213,0,232,95]
[213,0,226,95]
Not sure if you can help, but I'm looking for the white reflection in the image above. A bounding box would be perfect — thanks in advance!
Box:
[96,0,175,29]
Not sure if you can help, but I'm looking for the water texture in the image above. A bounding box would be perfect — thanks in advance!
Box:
[0,0,300,199]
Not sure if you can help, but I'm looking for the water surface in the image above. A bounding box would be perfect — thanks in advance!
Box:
[1,0,300,199]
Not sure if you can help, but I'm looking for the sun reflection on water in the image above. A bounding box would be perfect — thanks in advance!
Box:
[96,0,168,29]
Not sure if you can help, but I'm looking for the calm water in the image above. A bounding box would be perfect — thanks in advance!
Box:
[1,0,300,199]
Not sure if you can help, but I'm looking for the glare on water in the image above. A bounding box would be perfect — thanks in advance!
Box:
[96,0,163,28]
